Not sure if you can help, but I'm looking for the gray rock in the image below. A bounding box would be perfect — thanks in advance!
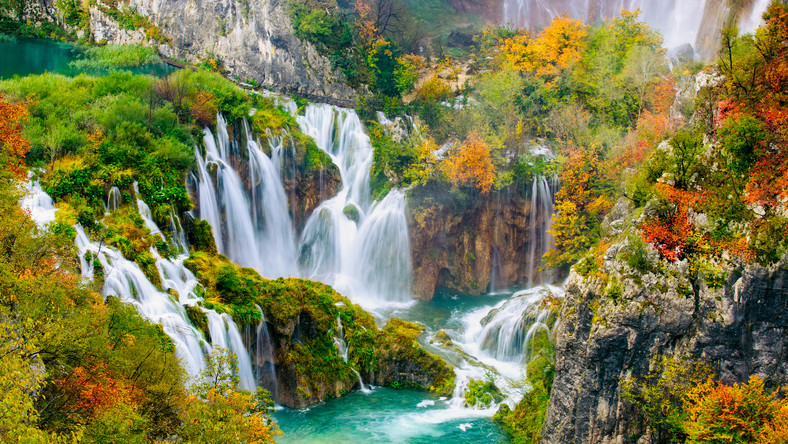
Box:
[541,252,788,443]
[89,0,355,100]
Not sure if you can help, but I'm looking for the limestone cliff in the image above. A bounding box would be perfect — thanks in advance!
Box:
[407,182,554,300]
[540,215,788,443]
[88,0,354,100]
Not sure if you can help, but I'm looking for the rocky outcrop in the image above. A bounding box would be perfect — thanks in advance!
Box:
[541,238,788,443]
[407,182,554,300]
[88,0,354,100]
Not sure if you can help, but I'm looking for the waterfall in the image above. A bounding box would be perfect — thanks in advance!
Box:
[23,181,257,388]
[332,315,370,392]
[526,176,555,288]
[501,0,769,56]
[254,307,278,400]
[191,105,412,311]
[297,104,412,311]
[105,186,122,212]
[205,310,257,391]
[476,287,557,363]
[191,114,298,278]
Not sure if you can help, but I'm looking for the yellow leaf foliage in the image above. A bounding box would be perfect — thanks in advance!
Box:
[501,16,587,83]
[442,133,496,194]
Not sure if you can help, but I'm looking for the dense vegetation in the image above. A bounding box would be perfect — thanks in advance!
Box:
[0,91,279,441]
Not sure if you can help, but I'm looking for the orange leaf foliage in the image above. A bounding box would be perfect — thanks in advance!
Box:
[640,184,707,262]
[684,376,788,443]
[58,363,143,420]
[0,93,32,179]
[442,132,496,194]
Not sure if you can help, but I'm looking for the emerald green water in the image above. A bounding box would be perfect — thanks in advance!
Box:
[275,388,508,443]
[0,37,175,78]
[275,290,521,443]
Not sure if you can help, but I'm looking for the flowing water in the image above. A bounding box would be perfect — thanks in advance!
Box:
[21,97,562,441]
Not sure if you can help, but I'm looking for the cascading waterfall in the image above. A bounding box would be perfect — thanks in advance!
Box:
[22,180,257,388]
[477,287,560,363]
[253,307,278,400]
[332,315,369,392]
[296,104,412,311]
[191,105,412,311]
[501,0,770,55]
[190,115,299,278]
[105,186,122,212]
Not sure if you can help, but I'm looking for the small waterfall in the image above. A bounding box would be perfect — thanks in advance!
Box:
[254,307,278,400]
[205,310,257,391]
[106,186,122,212]
[133,182,161,236]
[477,288,556,363]
[332,315,369,392]
[526,176,555,288]
[21,180,57,227]
[333,315,350,362]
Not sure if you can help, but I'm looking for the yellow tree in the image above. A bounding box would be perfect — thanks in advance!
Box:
[501,17,588,85]
[442,132,496,194]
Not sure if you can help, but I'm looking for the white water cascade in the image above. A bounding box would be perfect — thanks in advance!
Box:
[253,307,278,400]
[191,115,298,278]
[477,286,561,363]
[332,315,370,392]
[191,105,413,311]
[296,104,412,311]
[22,181,257,389]
[527,176,556,287]
[501,0,771,56]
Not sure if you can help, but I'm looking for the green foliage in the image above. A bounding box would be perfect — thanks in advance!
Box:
[621,356,714,443]
[70,44,161,70]
[464,375,504,408]
[369,123,417,199]
[717,114,767,175]
[495,328,555,443]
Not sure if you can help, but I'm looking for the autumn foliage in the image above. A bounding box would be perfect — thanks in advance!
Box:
[640,184,707,262]
[683,376,788,444]
[0,93,31,178]
[442,132,496,194]
[502,16,587,84]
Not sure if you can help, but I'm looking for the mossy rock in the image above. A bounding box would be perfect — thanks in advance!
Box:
[432,330,454,346]
[464,377,504,408]
[184,304,211,343]
[343,204,360,223]
[374,319,455,396]
[182,215,218,254]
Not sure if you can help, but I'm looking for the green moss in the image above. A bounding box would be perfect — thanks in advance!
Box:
[186,219,217,254]
[465,376,504,408]
[343,204,360,223]
[184,304,211,342]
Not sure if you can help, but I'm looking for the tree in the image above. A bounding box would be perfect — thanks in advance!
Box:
[683,376,788,444]
[0,94,31,179]
[624,45,668,117]
[502,17,587,85]
[442,132,496,194]
[180,347,280,444]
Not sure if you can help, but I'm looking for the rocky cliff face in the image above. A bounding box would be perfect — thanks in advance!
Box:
[88,0,354,100]
[407,182,554,300]
[541,230,788,443]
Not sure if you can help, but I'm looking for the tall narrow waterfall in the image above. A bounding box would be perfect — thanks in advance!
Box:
[527,176,556,287]
[191,105,412,311]
[191,115,298,278]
